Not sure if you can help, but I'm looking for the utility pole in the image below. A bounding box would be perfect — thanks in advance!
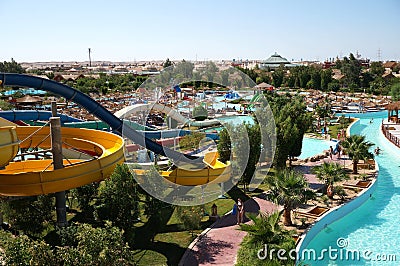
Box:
[88,48,92,67]
[51,101,67,227]
[377,48,382,62]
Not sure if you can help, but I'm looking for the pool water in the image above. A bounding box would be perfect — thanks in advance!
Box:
[298,138,335,159]
[301,111,400,265]
[205,116,334,160]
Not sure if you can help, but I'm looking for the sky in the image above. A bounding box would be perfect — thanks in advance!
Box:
[1,0,399,62]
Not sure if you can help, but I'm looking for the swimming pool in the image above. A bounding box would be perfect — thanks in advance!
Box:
[300,111,400,265]
[298,138,335,159]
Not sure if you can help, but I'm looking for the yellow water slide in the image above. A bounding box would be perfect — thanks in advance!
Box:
[0,126,124,196]
[0,118,19,168]
[135,151,232,186]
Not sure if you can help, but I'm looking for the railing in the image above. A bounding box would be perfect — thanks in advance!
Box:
[382,123,400,148]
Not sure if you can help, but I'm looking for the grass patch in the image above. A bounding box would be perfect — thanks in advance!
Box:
[133,230,201,265]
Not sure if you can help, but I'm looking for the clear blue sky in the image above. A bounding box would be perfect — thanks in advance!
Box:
[1,0,399,62]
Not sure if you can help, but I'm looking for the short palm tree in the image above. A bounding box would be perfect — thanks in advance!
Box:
[341,135,374,174]
[239,211,293,246]
[265,169,315,226]
[312,162,349,198]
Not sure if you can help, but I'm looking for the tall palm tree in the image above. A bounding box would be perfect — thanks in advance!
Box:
[312,162,349,198]
[341,135,374,174]
[265,169,315,226]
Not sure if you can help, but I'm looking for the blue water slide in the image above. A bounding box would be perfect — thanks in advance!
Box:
[142,129,219,140]
[0,109,219,140]
[0,110,83,123]
[0,73,203,165]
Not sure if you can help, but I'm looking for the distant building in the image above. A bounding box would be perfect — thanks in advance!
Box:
[260,52,297,69]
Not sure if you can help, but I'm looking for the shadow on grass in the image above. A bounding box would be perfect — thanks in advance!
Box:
[136,241,188,266]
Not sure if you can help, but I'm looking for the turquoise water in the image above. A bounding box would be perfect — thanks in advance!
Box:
[205,116,334,160]
[298,138,334,159]
[301,111,400,265]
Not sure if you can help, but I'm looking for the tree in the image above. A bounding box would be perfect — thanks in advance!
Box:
[72,182,99,215]
[312,162,349,198]
[179,131,205,151]
[266,94,312,168]
[239,211,294,247]
[236,211,295,266]
[138,167,173,242]
[192,105,208,121]
[370,61,385,78]
[163,58,173,68]
[174,60,194,79]
[0,58,25,73]
[72,223,134,265]
[176,205,203,236]
[235,123,261,191]
[320,69,332,91]
[0,223,134,266]
[0,99,13,110]
[1,195,54,236]
[265,169,315,226]
[217,127,231,163]
[341,135,374,174]
[340,53,362,89]
[390,83,400,101]
[272,68,284,87]
[94,164,140,230]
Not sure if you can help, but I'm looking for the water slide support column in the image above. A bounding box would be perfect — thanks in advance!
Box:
[51,102,67,227]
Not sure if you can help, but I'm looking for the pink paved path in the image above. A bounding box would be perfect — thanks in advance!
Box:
[179,154,348,265]
[179,195,277,266]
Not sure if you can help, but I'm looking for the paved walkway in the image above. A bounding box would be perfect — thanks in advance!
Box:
[179,195,277,266]
[179,153,351,266]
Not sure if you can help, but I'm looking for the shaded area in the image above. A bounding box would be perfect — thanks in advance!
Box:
[192,235,233,264]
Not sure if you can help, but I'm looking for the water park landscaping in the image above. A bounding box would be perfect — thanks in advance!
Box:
[0,58,400,266]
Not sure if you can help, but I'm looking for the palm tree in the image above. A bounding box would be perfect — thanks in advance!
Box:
[312,162,349,198]
[238,211,295,266]
[265,169,315,226]
[239,211,293,246]
[341,135,374,174]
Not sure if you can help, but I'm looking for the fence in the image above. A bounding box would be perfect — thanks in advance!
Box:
[382,123,400,148]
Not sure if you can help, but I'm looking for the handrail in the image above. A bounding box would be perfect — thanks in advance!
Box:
[382,123,400,148]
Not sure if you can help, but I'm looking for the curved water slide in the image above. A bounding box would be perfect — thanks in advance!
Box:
[0,73,201,166]
[0,110,219,140]
[0,118,19,168]
[0,110,83,123]
[114,103,221,128]
[135,151,232,186]
[0,125,124,196]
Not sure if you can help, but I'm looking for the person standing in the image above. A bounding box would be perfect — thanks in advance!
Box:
[237,198,245,224]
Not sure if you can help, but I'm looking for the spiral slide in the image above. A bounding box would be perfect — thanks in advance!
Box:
[0,73,201,166]
[0,74,231,191]
[0,124,125,196]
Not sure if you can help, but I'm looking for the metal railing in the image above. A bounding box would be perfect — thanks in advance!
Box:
[382,123,400,148]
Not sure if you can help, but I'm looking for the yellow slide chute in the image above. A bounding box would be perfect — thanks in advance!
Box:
[136,151,232,186]
[0,126,124,196]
